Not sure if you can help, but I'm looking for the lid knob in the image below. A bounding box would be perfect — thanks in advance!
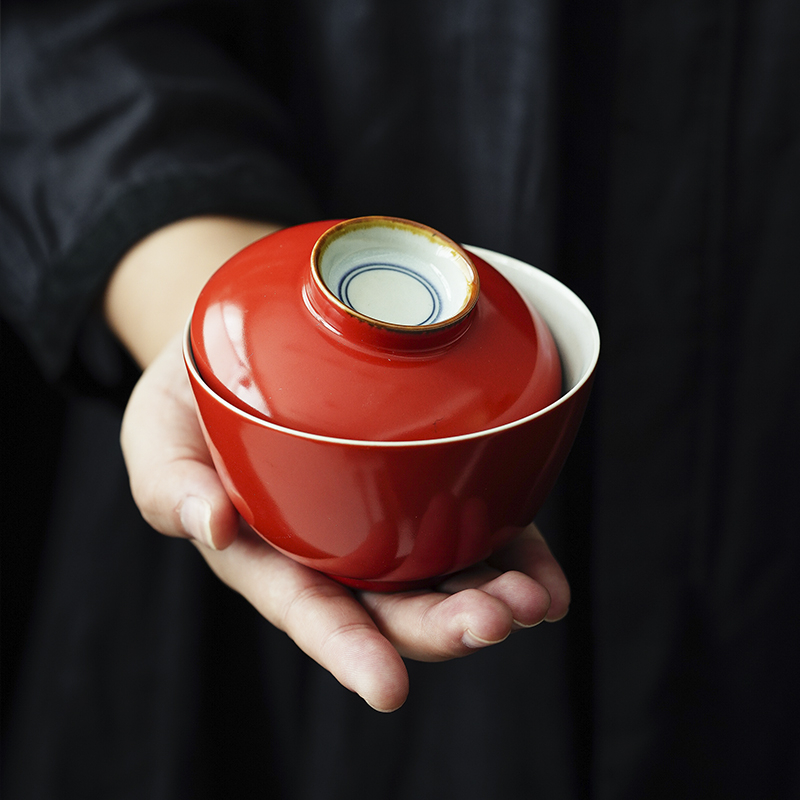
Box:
[308,217,479,349]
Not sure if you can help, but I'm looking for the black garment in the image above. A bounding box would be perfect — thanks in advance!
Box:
[2,1,800,798]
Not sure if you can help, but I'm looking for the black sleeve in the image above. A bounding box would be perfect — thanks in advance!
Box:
[0,0,320,380]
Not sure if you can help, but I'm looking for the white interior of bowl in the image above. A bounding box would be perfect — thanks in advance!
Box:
[186,245,599,446]
[466,245,600,398]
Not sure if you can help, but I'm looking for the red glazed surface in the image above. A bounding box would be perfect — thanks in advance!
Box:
[190,220,562,441]
[184,239,599,591]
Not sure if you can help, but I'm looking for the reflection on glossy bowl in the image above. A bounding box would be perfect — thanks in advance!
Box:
[184,244,599,591]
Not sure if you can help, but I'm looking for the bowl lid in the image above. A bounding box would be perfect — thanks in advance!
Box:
[190,217,562,441]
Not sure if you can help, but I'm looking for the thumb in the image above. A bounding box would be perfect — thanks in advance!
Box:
[121,333,239,550]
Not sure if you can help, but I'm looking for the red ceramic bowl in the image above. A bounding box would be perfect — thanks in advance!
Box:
[184,223,599,591]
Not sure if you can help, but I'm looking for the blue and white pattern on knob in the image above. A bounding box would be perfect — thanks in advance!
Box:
[338,261,441,326]
[316,219,476,328]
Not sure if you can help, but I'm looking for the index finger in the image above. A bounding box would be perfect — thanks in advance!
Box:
[196,527,410,712]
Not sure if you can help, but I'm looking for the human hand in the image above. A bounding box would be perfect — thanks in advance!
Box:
[109,215,570,711]
[121,333,570,712]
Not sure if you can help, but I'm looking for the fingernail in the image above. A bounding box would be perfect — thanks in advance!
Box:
[511,618,543,630]
[462,629,509,649]
[179,497,216,550]
[545,606,569,623]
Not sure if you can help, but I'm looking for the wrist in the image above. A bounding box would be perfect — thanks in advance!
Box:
[103,215,280,367]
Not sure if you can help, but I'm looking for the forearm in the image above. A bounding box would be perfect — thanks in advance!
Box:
[103,216,280,368]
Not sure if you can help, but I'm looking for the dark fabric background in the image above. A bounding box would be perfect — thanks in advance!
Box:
[2,1,799,798]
